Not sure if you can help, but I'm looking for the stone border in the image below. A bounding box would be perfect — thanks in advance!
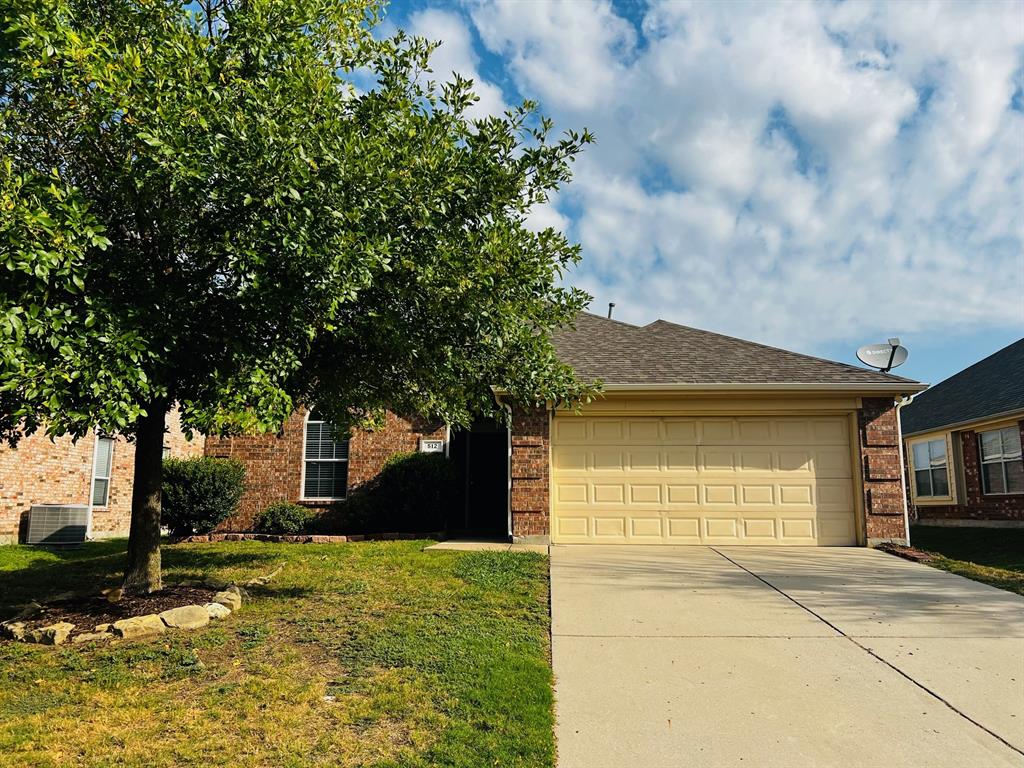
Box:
[1,583,247,646]
[183,531,443,543]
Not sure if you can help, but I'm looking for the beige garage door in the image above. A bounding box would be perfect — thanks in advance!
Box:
[551,415,858,545]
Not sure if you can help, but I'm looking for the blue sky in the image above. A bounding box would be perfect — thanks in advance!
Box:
[384,0,1023,386]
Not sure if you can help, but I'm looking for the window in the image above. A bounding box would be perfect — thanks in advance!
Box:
[92,436,114,506]
[302,410,349,500]
[912,438,949,498]
[979,427,1024,495]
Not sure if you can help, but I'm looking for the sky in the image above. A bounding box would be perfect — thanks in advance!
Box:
[383,0,1023,386]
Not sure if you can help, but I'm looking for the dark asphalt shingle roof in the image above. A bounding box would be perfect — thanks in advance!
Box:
[551,312,921,387]
[900,339,1024,435]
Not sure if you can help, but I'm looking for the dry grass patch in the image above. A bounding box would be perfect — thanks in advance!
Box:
[0,540,552,767]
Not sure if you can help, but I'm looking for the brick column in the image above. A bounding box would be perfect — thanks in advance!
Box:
[858,397,908,544]
[510,405,550,542]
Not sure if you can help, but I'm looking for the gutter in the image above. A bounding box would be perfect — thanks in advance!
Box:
[595,382,927,393]
[902,406,1024,438]
[490,382,927,398]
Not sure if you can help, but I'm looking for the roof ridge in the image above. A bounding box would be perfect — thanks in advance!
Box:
[642,318,918,384]
[924,337,1024,388]
[578,309,640,329]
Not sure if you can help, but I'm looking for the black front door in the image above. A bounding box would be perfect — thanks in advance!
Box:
[449,420,508,535]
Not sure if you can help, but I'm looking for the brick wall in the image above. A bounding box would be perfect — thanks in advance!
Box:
[913,420,1024,524]
[510,405,550,541]
[857,397,908,543]
[0,408,202,544]
[205,410,446,531]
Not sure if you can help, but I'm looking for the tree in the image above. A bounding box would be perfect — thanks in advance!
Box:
[0,0,594,592]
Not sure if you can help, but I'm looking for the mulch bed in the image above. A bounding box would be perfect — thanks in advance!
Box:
[876,543,935,563]
[17,585,217,634]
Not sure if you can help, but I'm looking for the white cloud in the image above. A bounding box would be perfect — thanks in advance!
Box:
[463,0,1024,352]
[407,9,506,120]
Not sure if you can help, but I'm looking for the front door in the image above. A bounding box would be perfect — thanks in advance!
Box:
[450,420,509,535]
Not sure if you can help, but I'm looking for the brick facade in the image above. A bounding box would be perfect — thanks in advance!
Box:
[206,410,446,531]
[510,405,550,541]
[0,408,202,544]
[911,420,1024,525]
[857,397,909,544]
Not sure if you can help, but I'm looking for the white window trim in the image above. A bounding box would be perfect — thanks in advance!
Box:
[909,435,952,502]
[300,410,349,502]
[978,426,1024,496]
[91,435,115,508]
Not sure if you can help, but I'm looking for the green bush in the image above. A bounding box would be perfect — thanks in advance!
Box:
[354,451,457,533]
[162,457,245,538]
[253,502,317,535]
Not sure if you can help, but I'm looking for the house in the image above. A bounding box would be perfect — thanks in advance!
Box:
[1,313,926,546]
[901,339,1024,527]
[0,410,202,544]
[212,312,925,546]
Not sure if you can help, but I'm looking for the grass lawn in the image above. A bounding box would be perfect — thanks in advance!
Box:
[0,540,553,767]
[910,525,1024,596]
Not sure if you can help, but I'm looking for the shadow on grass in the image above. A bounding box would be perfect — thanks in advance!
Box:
[0,540,282,620]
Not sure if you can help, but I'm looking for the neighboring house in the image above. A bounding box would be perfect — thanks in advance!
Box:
[0,410,202,544]
[1,313,927,547]
[213,312,924,546]
[901,339,1024,527]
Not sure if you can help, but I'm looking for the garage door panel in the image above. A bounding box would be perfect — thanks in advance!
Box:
[667,450,698,470]
[740,485,775,504]
[813,448,853,476]
[666,516,702,540]
[554,419,588,442]
[667,484,699,504]
[664,420,698,441]
[551,415,858,546]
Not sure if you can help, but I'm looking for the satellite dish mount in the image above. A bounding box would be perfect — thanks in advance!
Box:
[856,338,908,373]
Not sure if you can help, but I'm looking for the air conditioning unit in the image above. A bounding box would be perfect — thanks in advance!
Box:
[25,504,90,545]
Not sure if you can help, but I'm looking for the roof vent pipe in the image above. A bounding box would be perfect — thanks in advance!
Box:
[607,302,616,319]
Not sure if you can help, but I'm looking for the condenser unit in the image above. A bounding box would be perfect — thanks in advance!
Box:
[25,504,90,545]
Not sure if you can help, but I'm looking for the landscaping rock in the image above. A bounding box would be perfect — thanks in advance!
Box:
[159,605,210,630]
[29,622,75,645]
[204,602,232,619]
[0,621,27,641]
[94,623,111,633]
[213,590,242,611]
[112,614,165,640]
[72,631,111,644]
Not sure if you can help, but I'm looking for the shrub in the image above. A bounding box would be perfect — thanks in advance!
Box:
[162,457,245,538]
[355,451,457,533]
[253,502,317,535]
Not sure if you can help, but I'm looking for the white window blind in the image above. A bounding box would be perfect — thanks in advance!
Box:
[303,411,349,499]
[92,436,115,506]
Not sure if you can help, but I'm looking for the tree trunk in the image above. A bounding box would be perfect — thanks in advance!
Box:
[123,398,168,594]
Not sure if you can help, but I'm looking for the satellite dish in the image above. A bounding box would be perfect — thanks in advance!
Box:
[857,338,908,373]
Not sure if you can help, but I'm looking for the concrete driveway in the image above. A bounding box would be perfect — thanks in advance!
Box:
[551,545,1024,768]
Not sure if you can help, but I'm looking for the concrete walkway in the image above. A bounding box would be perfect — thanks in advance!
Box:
[551,545,1024,768]
[424,539,548,553]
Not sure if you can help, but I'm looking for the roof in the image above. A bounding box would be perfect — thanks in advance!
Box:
[900,338,1024,435]
[550,312,922,389]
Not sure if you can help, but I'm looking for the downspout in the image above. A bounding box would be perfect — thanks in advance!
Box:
[895,394,914,546]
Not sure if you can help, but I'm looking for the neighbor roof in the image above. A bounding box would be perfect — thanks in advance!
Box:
[550,312,922,389]
[900,338,1024,435]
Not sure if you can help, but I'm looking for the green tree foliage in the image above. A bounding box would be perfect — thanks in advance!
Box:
[161,457,246,539]
[0,0,593,591]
